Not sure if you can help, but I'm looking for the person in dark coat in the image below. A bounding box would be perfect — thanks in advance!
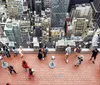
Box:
[28,68,35,79]
[37,48,43,60]
[90,48,99,64]
[0,48,2,54]
[8,65,17,74]
[3,46,11,57]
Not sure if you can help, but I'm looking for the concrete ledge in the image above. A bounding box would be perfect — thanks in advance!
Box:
[16,48,100,54]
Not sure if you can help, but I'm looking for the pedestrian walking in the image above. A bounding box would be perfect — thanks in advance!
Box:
[22,60,30,71]
[75,55,84,66]
[43,46,48,58]
[3,46,11,58]
[12,47,18,57]
[19,46,23,58]
[8,65,17,74]
[90,48,99,64]
[28,68,35,79]
[65,45,71,63]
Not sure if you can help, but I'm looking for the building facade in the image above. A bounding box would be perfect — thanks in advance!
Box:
[6,0,23,18]
[91,0,100,27]
[51,0,70,27]
[4,19,22,47]
[70,4,92,23]
[6,0,18,18]
[44,0,50,8]
[69,0,94,12]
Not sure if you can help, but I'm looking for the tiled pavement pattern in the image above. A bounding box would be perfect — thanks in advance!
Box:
[0,53,100,85]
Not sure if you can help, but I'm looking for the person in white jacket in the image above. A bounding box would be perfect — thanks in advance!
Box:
[19,46,23,58]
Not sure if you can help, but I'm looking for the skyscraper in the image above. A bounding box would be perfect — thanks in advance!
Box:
[4,20,22,47]
[27,0,35,12]
[27,0,42,16]
[69,0,94,12]
[91,0,100,27]
[35,0,42,16]
[51,0,70,27]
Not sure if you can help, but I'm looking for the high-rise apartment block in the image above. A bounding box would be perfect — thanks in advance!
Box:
[4,19,22,47]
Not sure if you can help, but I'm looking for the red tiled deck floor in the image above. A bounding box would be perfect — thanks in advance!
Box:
[0,53,100,85]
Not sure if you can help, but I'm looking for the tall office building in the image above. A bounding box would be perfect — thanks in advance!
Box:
[20,20,30,42]
[27,0,35,12]
[35,0,42,16]
[27,0,42,16]
[70,4,92,23]
[91,0,100,27]
[15,0,23,17]
[51,0,70,27]
[69,0,94,12]
[4,19,22,47]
